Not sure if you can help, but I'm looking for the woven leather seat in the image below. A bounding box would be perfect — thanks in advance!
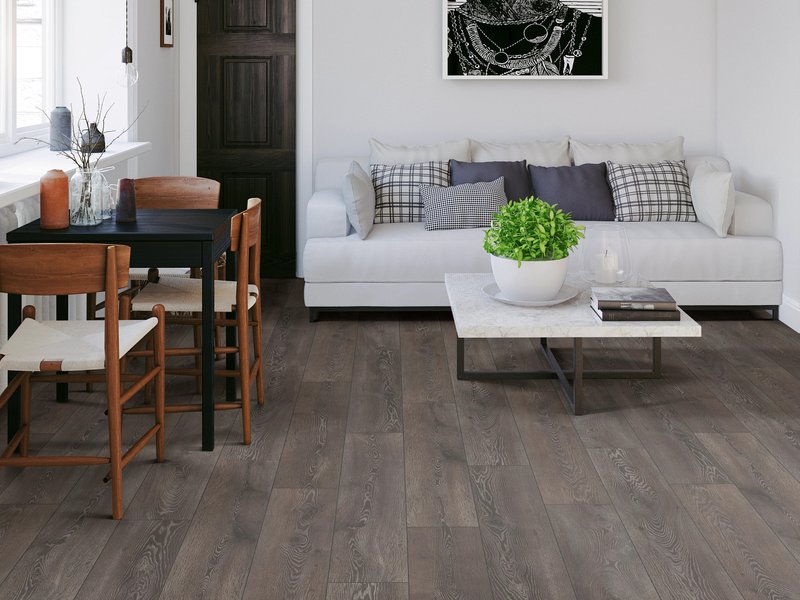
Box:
[132,278,259,313]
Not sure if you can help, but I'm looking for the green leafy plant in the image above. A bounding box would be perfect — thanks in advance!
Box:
[483,197,585,265]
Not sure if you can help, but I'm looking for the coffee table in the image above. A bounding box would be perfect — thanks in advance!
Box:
[445,273,702,415]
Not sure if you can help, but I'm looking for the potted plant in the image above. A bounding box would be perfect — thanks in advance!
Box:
[483,197,584,301]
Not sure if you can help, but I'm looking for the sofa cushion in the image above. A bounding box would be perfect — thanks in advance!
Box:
[371,162,449,223]
[342,161,376,239]
[572,136,685,166]
[450,159,530,201]
[529,163,615,221]
[303,221,782,285]
[369,138,470,165]
[421,177,507,231]
[469,138,571,167]
[607,160,696,222]
[691,162,735,238]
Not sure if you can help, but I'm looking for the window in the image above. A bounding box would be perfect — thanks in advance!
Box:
[0,0,57,149]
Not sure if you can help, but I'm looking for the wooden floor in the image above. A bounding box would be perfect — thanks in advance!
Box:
[2,279,800,599]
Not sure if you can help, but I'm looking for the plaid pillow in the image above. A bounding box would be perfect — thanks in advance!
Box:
[371,161,449,223]
[607,160,696,222]
[421,177,507,231]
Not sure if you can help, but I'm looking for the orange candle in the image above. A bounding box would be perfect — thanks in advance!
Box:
[39,169,69,229]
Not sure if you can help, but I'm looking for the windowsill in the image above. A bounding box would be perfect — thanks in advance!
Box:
[0,141,152,208]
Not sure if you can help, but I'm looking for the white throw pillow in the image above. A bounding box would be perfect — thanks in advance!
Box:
[369,138,470,165]
[469,137,571,166]
[571,136,685,166]
[690,162,735,238]
[342,161,376,239]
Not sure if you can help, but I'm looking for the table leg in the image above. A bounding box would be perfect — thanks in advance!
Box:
[56,295,69,403]
[7,294,22,443]
[201,242,216,451]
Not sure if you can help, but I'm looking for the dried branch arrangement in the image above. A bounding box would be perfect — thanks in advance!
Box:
[18,79,144,171]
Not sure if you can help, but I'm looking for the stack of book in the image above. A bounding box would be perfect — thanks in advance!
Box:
[590,287,680,321]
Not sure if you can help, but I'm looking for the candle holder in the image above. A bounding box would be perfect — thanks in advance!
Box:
[580,223,633,286]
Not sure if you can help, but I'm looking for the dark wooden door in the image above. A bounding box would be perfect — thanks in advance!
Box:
[197,0,296,277]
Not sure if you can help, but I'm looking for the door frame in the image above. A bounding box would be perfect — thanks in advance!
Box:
[177,0,312,277]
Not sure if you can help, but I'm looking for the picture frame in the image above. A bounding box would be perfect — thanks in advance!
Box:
[444,0,608,80]
[161,0,174,48]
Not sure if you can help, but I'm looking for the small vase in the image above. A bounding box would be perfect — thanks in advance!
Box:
[40,169,70,229]
[70,168,107,226]
[49,107,72,152]
[80,123,106,154]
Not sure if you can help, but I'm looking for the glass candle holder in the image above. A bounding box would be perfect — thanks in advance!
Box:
[580,224,633,286]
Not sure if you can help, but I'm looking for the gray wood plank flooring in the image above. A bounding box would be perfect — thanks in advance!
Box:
[1,282,800,599]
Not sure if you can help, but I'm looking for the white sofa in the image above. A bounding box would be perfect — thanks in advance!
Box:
[303,155,783,318]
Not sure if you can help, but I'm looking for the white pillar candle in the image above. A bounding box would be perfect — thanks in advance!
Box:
[594,250,619,284]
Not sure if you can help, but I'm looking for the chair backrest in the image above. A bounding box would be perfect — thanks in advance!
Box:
[133,177,220,209]
[229,199,262,304]
[0,244,131,296]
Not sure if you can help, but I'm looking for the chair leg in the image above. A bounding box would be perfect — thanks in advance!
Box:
[20,374,31,457]
[253,301,265,406]
[152,306,166,463]
[144,338,154,405]
[238,313,251,445]
[107,389,124,520]
[86,293,97,393]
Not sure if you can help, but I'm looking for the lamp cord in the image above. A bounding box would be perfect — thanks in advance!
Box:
[125,0,129,47]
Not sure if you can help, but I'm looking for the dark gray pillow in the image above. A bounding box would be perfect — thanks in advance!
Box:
[450,159,530,202]
[529,162,615,221]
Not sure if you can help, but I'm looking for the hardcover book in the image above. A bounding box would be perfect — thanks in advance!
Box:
[591,287,677,311]
[591,306,681,322]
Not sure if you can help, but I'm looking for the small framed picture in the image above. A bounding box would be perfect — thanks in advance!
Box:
[161,0,174,48]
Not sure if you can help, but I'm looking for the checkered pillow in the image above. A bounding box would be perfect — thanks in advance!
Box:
[371,162,449,223]
[607,160,696,222]
[421,177,507,231]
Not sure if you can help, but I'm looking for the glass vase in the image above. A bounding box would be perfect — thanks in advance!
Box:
[69,168,107,226]
[580,224,634,286]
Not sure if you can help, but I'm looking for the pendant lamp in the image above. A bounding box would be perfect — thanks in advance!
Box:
[117,0,139,87]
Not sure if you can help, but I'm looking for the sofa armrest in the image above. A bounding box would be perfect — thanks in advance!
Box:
[307,189,350,239]
[729,191,773,237]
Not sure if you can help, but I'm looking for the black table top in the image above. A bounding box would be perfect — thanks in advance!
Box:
[7,209,237,243]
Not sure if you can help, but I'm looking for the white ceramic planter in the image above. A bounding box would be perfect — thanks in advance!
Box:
[490,254,569,302]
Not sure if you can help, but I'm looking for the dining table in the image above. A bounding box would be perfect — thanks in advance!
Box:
[5,208,237,451]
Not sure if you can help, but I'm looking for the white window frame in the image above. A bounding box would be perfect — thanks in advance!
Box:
[0,0,60,157]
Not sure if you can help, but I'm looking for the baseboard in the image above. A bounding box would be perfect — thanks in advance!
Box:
[781,294,800,333]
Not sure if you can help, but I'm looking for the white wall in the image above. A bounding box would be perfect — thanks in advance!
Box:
[717,0,800,330]
[130,0,180,177]
[60,0,127,144]
[311,0,718,162]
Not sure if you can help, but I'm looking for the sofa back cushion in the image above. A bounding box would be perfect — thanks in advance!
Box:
[607,160,697,222]
[421,177,507,231]
[572,137,685,166]
[469,138,571,167]
[372,162,450,223]
[529,163,615,221]
[369,139,470,165]
[450,159,530,202]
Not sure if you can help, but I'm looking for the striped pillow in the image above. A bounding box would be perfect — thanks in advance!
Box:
[607,160,696,222]
[371,162,449,223]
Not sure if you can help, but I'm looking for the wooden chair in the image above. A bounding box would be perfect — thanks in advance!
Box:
[88,176,221,393]
[129,198,264,444]
[0,244,166,520]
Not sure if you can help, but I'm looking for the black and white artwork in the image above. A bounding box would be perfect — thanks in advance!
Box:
[445,0,607,79]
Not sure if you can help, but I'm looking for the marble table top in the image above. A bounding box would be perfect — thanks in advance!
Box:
[445,273,702,339]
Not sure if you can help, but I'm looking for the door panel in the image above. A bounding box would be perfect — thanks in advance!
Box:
[198,0,296,277]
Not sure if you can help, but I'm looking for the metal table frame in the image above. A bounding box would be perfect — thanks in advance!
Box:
[456,337,662,415]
